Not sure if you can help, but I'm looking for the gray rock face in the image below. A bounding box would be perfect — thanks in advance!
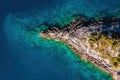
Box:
[40,18,120,80]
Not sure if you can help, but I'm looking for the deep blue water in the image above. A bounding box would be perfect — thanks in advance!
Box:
[1,0,120,80]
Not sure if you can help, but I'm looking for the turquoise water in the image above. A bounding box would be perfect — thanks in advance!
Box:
[3,14,113,80]
[4,0,120,27]
[2,0,120,80]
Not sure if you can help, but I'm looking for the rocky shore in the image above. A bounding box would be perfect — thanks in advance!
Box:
[40,18,120,80]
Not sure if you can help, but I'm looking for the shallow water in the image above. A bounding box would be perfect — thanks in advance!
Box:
[1,0,120,80]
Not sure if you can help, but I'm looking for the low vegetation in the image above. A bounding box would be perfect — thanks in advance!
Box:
[89,31,120,68]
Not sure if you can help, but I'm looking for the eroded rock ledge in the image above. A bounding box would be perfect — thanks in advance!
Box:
[40,18,120,80]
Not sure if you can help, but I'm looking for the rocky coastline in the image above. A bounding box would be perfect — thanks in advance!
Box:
[40,18,120,80]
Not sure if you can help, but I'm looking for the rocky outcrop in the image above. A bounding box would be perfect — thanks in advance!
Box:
[40,18,120,80]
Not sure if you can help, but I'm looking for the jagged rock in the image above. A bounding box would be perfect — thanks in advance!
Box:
[40,18,120,80]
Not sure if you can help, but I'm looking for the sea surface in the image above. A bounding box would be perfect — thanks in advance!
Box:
[0,0,120,80]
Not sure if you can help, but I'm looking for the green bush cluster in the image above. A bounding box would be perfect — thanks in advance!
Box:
[112,56,120,68]
[89,32,120,68]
